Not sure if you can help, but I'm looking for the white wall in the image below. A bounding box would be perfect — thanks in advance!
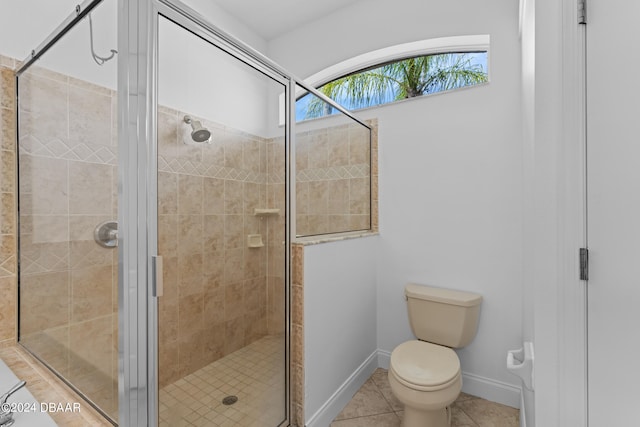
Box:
[176,0,280,136]
[158,16,276,137]
[0,0,274,136]
[520,0,536,424]
[530,0,561,424]
[521,0,536,360]
[164,0,272,133]
[0,0,267,81]
[269,0,517,82]
[303,237,379,424]
[182,0,267,55]
[371,84,523,404]
[271,0,524,408]
[0,0,77,61]
[0,0,117,89]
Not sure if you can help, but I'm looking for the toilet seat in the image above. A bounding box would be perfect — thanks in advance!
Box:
[390,340,461,392]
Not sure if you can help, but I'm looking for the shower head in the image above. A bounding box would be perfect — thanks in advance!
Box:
[183,115,212,143]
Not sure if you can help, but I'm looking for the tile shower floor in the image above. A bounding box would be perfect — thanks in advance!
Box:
[332,368,519,427]
[159,334,285,427]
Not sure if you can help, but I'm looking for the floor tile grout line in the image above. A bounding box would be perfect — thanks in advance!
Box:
[160,335,285,427]
[332,374,401,425]
[370,373,401,414]
[456,405,482,427]
[334,408,397,422]
[332,369,519,427]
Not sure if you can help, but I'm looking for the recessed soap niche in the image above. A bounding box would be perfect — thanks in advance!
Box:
[247,234,264,248]
[254,208,280,217]
[247,208,279,248]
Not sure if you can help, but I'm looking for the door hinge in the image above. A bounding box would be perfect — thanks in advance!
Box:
[578,0,587,24]
[579,248,589,281]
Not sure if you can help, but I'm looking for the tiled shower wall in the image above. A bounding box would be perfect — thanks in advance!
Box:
[0,56,17,348]
[296,122,372,236]
[156,107,285,387]
[11,62,287,406]
[266,137,286,339]
[16,64,119,418]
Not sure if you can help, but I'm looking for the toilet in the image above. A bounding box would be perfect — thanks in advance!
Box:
[389,283,482,427]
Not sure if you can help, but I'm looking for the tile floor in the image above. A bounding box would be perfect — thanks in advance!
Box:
[0,345,112,426]
[1,340,519,427]
[331,368,519,427]
[1,335,288,427]
[159,334,286,427]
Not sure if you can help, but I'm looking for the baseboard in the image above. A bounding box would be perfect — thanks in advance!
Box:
[305,350,379,427]
[377,349,391,369]
[377,349,521,409]
[307,349,521,426]
[461,371,521,408]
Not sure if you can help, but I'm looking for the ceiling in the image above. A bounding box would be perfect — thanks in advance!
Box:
[211,0,363,40]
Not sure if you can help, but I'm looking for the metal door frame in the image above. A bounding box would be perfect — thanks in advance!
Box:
[120,0,299,424]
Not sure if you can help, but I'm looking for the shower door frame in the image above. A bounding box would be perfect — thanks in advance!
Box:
[121,0,297,425]
[124,3,371,424]
[14,0,118,422]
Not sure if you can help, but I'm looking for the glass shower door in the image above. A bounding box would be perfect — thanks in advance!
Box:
[16,0,119,422]
[155,14,288,427]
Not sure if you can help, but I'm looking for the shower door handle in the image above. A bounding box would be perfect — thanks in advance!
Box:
[152,255,164,297]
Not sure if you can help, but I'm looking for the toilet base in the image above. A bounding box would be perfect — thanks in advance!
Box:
[402,405,450,427]
[389,367,460,427]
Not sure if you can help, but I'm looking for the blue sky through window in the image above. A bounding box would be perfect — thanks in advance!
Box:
[296,51,487,121]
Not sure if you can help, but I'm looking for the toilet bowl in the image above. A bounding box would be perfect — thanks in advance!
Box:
[389,284,482,427]
[389,340,461,427]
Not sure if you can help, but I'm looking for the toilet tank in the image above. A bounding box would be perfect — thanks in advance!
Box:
[405,283,482,348]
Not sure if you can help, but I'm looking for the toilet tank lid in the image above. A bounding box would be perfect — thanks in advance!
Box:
[405,283,482,307]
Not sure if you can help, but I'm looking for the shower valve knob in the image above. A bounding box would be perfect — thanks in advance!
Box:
[94,220,118,248]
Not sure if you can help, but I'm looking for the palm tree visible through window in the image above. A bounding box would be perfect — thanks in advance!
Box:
[298,52,488,120]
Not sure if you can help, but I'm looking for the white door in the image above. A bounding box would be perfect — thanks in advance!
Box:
[587,0,640,424]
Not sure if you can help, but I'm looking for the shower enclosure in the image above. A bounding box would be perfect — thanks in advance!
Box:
[13,0,371,426]
[155,13,289,426]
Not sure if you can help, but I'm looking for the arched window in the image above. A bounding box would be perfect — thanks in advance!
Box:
[296,35,489,120]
